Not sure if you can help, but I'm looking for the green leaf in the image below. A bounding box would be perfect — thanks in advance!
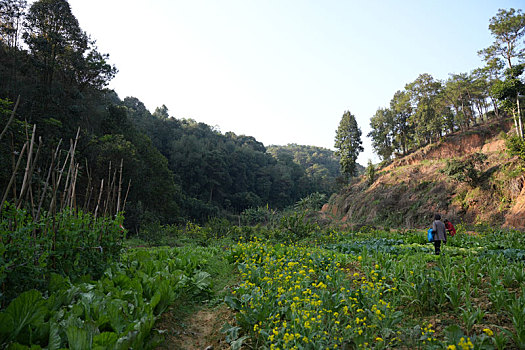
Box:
[230,335,249,350]
[0,312,15,344]
[93,332,118,349]
[65,318,95,350]
[224,295,241,310]
[192,271,211,291]
[47,322,62,350]
[444,324,465,345]
[5,290,47,340]
[49,273,69,294]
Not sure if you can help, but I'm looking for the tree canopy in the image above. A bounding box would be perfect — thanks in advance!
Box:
[334,111,363,179]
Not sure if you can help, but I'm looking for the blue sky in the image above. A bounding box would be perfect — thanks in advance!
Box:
[63,0,523,164]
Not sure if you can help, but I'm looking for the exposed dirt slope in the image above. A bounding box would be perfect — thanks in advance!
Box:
[323,119,525,230]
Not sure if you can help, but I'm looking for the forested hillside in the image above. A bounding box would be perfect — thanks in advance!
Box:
[366,9,525,166]
[320,7,525,231]
[323,118,525,230]
[0,0,340,231]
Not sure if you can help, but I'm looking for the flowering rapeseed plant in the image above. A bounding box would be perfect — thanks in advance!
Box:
[227,239,403,348]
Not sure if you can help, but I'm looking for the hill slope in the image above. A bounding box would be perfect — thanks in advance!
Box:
[322,118,525,230]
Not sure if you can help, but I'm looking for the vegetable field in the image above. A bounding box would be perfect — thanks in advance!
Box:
[2,224,525,349]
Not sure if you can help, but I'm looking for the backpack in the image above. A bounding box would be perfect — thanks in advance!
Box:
[427,228,435,242]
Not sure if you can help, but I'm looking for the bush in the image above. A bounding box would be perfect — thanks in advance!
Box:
[0,203,124,307]
[506,135,525,162]
[442,153,488,186]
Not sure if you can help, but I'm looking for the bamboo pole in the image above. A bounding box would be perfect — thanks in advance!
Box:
[0,95,20,142]
[25,137,42,215]
[60,128,80,210]
[69,163,79,209]
[104,162,113,217]
[0,142,27,214]
[50,148,71,215]
[116,159,123,213]
[16,124,36,209]
[122,179,131,212]
[36,140,62,222]
[83,158,92,212]
[94,179,104,219]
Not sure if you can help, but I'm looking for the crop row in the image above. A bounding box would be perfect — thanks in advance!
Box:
[226,229,525,349]
[0,246,219,349]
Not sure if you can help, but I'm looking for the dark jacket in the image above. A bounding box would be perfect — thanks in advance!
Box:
[433,220,447,241]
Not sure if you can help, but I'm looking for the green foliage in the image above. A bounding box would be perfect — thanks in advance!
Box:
[0,245,217,349]
[368,107,395,161]
[266,144,342,194]
[334,110,363,179]
[0,203,124,306]
[278,211,320,240]
[241,206,277,226]
[294,192,327,211]
[442,152,488,186]
[365,160,376,186]
[506,134,525,162]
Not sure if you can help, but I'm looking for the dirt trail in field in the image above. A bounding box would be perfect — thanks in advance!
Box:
[156,304,234,350]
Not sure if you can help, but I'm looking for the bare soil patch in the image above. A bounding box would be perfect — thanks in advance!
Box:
[156,304,235,350]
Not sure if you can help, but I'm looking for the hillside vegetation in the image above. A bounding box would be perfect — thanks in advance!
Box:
[0,0,342,232]
[323,118,525,230]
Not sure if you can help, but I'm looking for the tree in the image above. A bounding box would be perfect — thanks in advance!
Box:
[479,8,525,139]
[368,107,394,161]
[491,64,525,139]
[0,0,27,50]
[442,73,478,130]
[334,111,363,179]
[479,8,525,69]
[153,104,169,120]
[390,90,413,154]
[472,58,505,119]
[365,159,375,186]
[23,0,88,89]
[22,0,115,92]
[405,74,443,145]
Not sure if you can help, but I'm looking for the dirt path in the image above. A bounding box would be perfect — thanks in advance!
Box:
[156,304,235,350]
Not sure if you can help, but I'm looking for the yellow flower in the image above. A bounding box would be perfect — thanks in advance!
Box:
[376,337,384,342]
[483,328,494,336]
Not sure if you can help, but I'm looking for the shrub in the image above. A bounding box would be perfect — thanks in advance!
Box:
[506,135,525,163]
[0,203,124,307]
[442,153,488,186]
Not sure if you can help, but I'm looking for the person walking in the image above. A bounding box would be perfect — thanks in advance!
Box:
[432,214,447,255]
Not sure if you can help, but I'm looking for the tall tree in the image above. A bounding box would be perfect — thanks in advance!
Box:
[334,111,363,179]
[0,0,27,50]
[368,107,394,161]
[472,58,505,119]
[491,64,525,139]
[390,90,413,154]
[479,8,525,139]
[405,73,443,145]
[479,8,525,69]
[23,0,88,89]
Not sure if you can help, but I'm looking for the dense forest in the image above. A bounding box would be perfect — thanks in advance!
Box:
[0,0,342,231]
